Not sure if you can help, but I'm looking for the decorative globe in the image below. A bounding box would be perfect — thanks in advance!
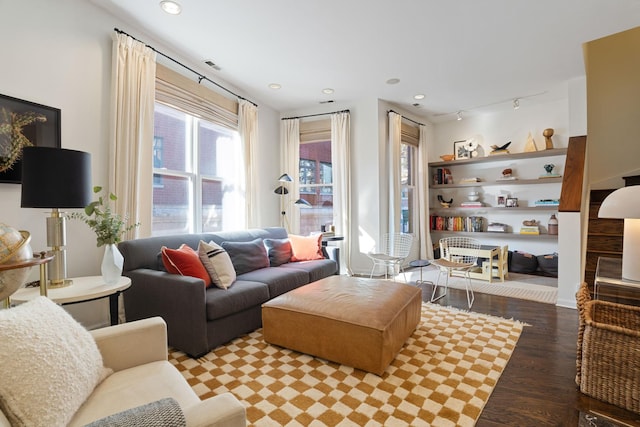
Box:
[0,223,33,300]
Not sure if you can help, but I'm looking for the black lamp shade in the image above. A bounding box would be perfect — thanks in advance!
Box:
[21,147,92,208]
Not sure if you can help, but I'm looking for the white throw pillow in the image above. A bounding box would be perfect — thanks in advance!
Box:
[198,240,236,289]
[0,296,109,427]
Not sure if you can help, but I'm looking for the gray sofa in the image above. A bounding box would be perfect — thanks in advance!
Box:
[119,227,339,357]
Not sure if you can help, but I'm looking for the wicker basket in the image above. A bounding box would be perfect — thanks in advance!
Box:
[579,298,640,413]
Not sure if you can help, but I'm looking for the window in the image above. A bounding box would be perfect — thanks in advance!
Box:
[152,102,244,235]
[299,140,332,235]
[400,142,416,233]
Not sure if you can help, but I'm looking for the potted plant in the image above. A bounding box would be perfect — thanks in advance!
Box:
[70,186,139,284]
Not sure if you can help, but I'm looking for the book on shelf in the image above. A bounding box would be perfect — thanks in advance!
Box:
[496,176,517,181]
[459,177,481,183]
[434,168,453,184]
[534,199,560,207]
[519,226,540,235]
[460,202,483,207]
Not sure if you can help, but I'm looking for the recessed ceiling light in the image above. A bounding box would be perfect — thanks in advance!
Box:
[386,78,400,85]
[322,88,334,94]
[160,1,182,15]
[414,94,425,100]
[268,83,281,90]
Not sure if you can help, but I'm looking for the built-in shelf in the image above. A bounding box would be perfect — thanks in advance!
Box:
[429,148,568,167]
[430,230,558,240]
[431,177,563,189]
[430,206,559,213]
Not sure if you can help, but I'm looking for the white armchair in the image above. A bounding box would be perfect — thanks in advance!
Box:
[0,315,246,427]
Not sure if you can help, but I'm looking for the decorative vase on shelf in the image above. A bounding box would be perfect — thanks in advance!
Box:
[101,244,124,285]
[548,214,559,235]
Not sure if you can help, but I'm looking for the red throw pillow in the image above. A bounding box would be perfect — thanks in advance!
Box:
[288,234,324,262]
[161,244,212,287]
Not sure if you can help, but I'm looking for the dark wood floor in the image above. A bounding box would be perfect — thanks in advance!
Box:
[424,286,640,426]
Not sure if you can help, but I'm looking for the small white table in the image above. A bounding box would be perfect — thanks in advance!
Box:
[12,276,131,325]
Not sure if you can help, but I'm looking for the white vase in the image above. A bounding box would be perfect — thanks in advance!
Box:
[102,244,124,285]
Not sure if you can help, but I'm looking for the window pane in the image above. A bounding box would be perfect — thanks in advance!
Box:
[401,187,414,233]
[153,102,243,236]
[201,178,223,232]
[198,121,230,177]
[154,103,189,173]
[152,174,191,235]
[299,140,332,235]
[299,185,333,236]
[400,144,413,185]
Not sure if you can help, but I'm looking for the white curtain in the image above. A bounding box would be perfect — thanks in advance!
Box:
[280,119,300,233]
[110,32,156,239]
[239,100,258,228]
[388,112,402,235]
[331,112,352,275]
[418,124,434,259]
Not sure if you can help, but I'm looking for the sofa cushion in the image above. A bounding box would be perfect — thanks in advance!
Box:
[280,259,338,282]
[238,267,310,298]
[263,238,292,266]
[0,297,109,427]
[222,238,270,275]
[289,234,324,261]
[198,240,236,289]
[83,398,185,427]
[161,244,212,287]
[68,361,199,427]
[204,281,270,321]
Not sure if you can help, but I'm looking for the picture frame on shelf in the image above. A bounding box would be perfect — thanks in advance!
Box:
[453,140,470,160]
[0,93,61,184]
[506,197,519,208]
[496,195,507,207]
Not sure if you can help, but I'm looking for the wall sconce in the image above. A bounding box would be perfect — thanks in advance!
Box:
[598,185,640,282]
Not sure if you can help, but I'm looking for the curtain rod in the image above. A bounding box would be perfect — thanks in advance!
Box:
[388,110,424,126]
[281,109,350,121]
[114,28,258,107]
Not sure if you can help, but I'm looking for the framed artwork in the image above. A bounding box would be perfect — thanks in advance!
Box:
[0,93,61,184]
[496,195,507,207]
[453,140,469,160]
[506,197,519,208]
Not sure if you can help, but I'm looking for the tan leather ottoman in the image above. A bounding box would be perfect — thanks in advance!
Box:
[262,276,422,376]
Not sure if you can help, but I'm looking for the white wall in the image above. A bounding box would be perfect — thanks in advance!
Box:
[0,0,279,327]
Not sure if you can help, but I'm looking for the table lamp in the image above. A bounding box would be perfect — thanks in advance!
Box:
[598,185,640,282]
[21,147,92,287]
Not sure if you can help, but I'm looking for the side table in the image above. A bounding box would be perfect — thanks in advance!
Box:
[12,275,131,325]
[409,259,432,286]
[594,256,640,304]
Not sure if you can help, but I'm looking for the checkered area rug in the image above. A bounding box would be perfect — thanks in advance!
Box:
[169,303,523,426]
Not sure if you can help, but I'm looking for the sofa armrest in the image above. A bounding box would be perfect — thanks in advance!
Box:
[323,245,340,274]
[91,317,167,372]
[123,269,210,357]
[184,393,246,427]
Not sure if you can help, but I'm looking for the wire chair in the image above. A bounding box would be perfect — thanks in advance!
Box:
[367,233,414,281]
[430,237,481,308]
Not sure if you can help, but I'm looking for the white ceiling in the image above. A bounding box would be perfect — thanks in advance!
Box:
[93,0,640,121]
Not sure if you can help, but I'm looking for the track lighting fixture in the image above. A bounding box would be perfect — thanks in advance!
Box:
[513,98,520,110]
[456,111,462,121]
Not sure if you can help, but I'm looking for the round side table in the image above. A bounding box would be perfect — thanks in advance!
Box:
[409,259,433,287]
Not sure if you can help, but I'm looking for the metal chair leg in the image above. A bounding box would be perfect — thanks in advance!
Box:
[464,271,475,309]
[431,268,449,302]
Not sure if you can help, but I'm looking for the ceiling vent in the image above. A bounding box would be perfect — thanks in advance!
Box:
[204,60,221,71]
